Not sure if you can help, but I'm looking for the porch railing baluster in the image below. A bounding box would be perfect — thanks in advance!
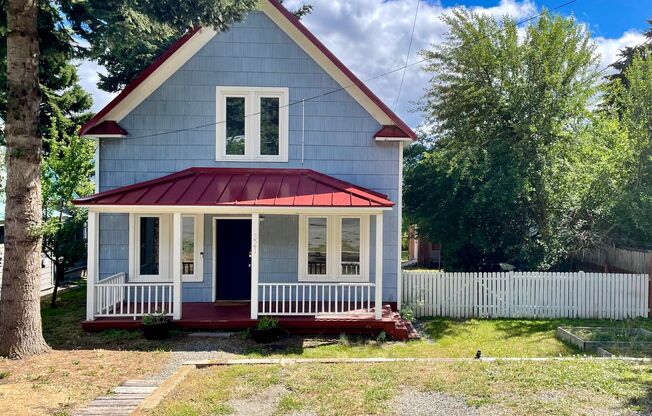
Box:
[92,273,175,320]
[255,282,375,317]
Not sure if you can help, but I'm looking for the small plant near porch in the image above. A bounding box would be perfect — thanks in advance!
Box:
[250,316,281,343]
[142,312,171,340]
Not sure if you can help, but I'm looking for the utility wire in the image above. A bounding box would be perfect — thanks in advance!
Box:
[124,0,580,141]
[394,0,421,111]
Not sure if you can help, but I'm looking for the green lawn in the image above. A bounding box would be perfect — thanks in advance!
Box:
[149,360,652,416]
[42,285,652,359]
[10,284,651,416]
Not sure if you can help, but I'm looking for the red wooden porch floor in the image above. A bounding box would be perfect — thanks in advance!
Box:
[82,302,417,340]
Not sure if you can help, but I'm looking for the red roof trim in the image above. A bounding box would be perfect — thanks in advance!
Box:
[80,2,416,141]
[73,167,394,208]
[78,27,202,136]
[267,0,416,140]
[84,120,128,136]
[374,125,413,139]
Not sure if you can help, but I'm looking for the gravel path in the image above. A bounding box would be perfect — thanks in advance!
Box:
[151,333,250,380]
[390,390,488,416]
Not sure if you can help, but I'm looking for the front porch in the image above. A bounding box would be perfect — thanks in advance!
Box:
[81,301,414,339]
[76,168,400,332]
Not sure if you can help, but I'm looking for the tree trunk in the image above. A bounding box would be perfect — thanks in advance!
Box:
[50,261,65,308]
[0,0,50,358]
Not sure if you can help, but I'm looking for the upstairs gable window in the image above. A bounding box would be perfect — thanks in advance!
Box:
[216,87,288,162]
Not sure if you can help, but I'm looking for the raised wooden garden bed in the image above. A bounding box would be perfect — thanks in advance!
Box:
[556,326,652,357]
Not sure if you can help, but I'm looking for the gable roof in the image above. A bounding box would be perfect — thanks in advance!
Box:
[72,167,394,208]
[79,0,416,141]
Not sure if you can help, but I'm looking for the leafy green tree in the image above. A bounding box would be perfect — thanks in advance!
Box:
[405,10,599,270]
[607,55,652,247]
[41,115,95,308]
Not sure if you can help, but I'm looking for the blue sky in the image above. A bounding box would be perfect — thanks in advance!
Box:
[440,0,650,37]
[79,0,651,128]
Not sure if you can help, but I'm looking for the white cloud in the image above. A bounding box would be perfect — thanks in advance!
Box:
[594,30,646,75]
[76,59,117,113]
[79,0,645,128]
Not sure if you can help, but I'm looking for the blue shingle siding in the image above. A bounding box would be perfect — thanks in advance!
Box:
[98,214,129,280]
[98,11,401,302]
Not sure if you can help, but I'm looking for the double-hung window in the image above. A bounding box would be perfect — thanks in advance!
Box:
[216,87,289,162]
[298,215,369,282]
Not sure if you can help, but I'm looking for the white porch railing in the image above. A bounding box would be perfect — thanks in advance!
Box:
[94,272,175,319]
[258,282,376,316]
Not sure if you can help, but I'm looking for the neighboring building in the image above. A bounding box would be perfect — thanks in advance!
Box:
[0,202,55,295]
[406,225,442,269]
[74,0,416,338]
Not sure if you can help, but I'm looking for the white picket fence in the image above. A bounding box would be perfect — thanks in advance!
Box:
[402,271,649,319]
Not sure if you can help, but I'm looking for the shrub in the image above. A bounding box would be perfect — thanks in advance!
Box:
[400,305,415,322]
[142,312,169,326]
[256,315,279,330]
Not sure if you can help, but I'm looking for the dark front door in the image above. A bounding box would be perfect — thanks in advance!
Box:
[215,219,252,301]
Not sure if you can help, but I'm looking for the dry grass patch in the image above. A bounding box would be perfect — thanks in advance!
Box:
[0,285,171,416]
[150,360,652,416]
[0,349,167,416]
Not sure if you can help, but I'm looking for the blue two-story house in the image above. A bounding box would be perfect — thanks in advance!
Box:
[74,0,416,338]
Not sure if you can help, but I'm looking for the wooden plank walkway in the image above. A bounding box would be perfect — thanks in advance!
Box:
[73,379,161,416]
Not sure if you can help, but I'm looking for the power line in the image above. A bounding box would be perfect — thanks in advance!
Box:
[125,0,580,141]
[394,0,421,111]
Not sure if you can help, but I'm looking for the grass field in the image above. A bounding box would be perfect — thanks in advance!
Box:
[0,285,170,416]
[150,360,652,416]
[3,284,651,415]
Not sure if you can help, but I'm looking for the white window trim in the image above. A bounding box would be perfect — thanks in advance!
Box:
[215,86,289,162]
[181,214,204,283]
[129,214,171,282]
[298,214,370,282]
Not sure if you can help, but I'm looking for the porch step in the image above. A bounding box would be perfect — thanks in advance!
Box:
[72,379,162,416]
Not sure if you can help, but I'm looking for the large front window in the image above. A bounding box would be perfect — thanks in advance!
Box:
[216,87,288,162]
[299,215,369,281]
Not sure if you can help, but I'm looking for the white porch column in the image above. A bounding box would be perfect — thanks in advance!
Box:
[172,212,182,320]
[251,213,260,319]
[375,213,383,320]
[86,211,99,321]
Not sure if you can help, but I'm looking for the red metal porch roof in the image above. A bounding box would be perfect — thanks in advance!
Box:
[73,168,394,208]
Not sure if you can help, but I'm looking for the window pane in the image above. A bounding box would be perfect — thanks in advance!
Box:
[182,217,195,275]
[341,218,360,275]
[308,218,327,275]
[140,217,159,275]
[226,96,245,155]
[260,97,279,156]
